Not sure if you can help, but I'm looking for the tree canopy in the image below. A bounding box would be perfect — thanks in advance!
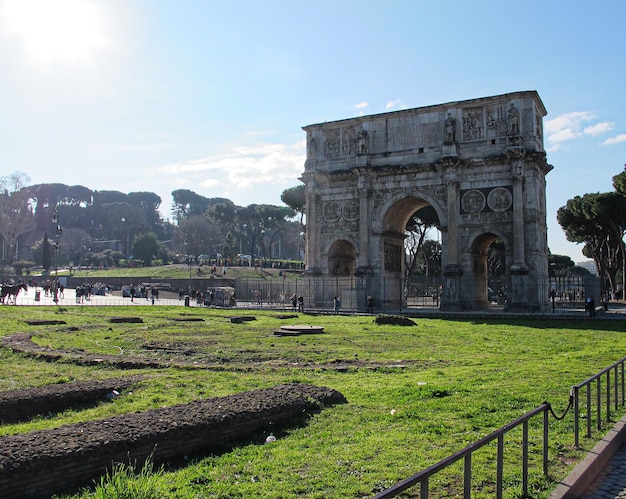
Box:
[557,166,626,295]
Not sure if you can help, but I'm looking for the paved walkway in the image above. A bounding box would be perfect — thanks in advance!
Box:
[582,442,626,498]
[6,287,200,307]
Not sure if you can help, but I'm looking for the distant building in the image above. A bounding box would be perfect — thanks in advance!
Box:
[576,260,597,275]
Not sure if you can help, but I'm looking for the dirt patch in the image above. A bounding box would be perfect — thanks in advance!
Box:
[374,314,417,326]
[109,316,144,323]
[2,333,169,369]
[275,314,299,319]
[1,333,437,371]
[24,320,67,326]
[230,315,256,323]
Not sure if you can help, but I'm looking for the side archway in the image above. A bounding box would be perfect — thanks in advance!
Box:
[467,231,511,309]
[328,240,356,276]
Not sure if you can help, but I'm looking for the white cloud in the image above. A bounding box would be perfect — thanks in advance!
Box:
[584,122,614,136]
[158,140,306,203]
[354,101,368,109]
[544,112,615,149]
[386,99,406,110]
[200,178,222,188]
[602,134,626,146]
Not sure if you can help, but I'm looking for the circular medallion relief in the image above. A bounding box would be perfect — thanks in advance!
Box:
[487,187,512,212]
[342,200,360,221]
[461,190,486,214]
[323,201,341,222]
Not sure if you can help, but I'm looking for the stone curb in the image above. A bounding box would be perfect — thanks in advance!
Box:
[549,413,626,498]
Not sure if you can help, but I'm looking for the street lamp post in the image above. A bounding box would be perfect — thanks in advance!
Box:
[185,239,192,293]
[52,208,63,303]
[121,218,130,262]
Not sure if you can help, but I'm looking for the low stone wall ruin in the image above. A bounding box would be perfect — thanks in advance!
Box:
[0,376,144,424]
[0,383,346,499]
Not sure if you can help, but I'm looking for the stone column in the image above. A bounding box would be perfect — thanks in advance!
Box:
[445,172,459,266]
[303,176,321,274]
[356,170,371,272]
[507,153,530,311]
[440,169,463,310]
[510,157,527,269]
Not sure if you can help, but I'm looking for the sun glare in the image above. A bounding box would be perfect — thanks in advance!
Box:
[1,0,109,64]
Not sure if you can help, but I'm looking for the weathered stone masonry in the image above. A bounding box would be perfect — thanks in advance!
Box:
[301,91,553,311]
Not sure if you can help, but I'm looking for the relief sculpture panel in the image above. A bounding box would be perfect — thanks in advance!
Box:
[324,129,340,158]
[462,106,484,141]
[341,126,355,156]
[384,242,402,272]
[323,201,341,222]
[342,200,360,221]
[460,187,513,214]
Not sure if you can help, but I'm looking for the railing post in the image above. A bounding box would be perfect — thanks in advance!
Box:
[573,386,580,447]
[615,366,619,411]
[522,421,529,497]
[543,408,549,475]
[464,454,471,499]
[497,434,504,499]
[587,383,592,438]
[607,370,612,422]
[596,377,602,431]
[420,477,428,499]
[620,361,626,405]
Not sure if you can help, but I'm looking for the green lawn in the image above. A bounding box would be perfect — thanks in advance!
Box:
[1,306,624,498]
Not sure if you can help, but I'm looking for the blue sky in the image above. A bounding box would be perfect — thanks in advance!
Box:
[0,0,624,262]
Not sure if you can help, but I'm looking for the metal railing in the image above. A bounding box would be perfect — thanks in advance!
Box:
[572,355,626,447]
[371,404,549,499]
[372,356,626,499]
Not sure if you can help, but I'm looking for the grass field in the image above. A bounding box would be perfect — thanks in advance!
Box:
[1,306,625,498]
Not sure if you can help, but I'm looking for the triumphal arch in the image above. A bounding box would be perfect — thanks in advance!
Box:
[300,91,553,311]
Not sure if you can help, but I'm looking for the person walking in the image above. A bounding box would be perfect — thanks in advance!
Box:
[333,296,341,314]
[367,294,374,314]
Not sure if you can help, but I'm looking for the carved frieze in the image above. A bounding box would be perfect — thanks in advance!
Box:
[324,129,340,158]
[462,106,483,141]
[384,242,402,272]
[342,126,355,156]
[372,188,405,211]
[486,104,508,137]
[460,210,513,224]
